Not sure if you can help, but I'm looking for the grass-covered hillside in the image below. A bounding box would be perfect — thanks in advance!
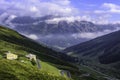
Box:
[0,25,80,80]
[0,25,108,80]
[0,59,70,80]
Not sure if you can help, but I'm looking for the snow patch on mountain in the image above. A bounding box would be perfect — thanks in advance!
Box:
[45,16,92,24]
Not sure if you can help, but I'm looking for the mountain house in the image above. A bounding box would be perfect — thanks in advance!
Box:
[5,51,18,60]
[26,53,36,61]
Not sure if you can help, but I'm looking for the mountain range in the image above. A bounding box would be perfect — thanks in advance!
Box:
[1,14,120,50]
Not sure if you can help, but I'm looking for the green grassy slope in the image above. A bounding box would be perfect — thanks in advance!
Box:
[0,26,75,80]
[0,25,105,80]
[0,59,70,80]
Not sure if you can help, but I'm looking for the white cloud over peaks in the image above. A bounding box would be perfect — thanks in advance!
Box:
[72,27,120,39]
[0,0,78,17]
[45,16,92,24]
[46,16,81,23]
[25,34,39,40]
[45,15,110,24]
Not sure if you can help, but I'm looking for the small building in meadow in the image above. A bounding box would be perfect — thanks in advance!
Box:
[5,51,18,60]
[26,53,36,61]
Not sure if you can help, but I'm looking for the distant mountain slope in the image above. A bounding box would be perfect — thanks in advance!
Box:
[64,30,120,79]
[64,30,120,64]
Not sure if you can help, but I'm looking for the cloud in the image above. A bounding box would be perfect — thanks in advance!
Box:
[45,16,93,24]
[71,27,120,39]
[0,0,78,17]
[52,0,71,6]
[72,32,103,39]
[103,3,119,9]
[46,16,80,23]
[24,34,39,40]
[94,3,120,14]
[103,3,120,13]
[30,6,39,12]
[23,27,120,41]
[45,15,111,24]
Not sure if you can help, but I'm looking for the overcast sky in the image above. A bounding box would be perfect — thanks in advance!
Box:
[0,0,120,23]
